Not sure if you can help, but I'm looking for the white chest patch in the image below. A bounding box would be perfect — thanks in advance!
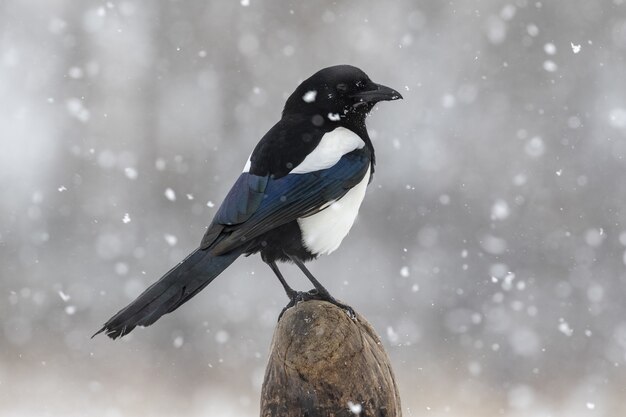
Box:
[290,127,365,174]
[297,164,371,256]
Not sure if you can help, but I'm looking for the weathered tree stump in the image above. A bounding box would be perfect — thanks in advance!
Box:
[260,300,402,417]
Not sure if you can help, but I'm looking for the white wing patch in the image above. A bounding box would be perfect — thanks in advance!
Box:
[297,165,371,256]
[290,127,365,174]
[242,154,252,172]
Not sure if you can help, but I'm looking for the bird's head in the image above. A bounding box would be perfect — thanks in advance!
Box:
[282,65,402,127]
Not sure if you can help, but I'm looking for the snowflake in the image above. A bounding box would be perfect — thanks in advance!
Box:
[302,90,317,103]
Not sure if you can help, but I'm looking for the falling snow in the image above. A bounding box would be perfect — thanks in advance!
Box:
[527,24,539,37]
[347,401,362,415]
[543,42,556,55]
[609,108,626,129]
[124,167,138,179]
[215,330,230,344]
[173,336,184,348]
[302,90,317,103]
[558,319,573,336]
[164,234,178,246]
[164,188,176,201]
[490,199,510,220]
[66,98,90,122]
[4,2,625,416]
[543,60,558,72]
[524,136,545,157]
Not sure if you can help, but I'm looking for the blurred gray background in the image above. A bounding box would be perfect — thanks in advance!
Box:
[2,0,626,416]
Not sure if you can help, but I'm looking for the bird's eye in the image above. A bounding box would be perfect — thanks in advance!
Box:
[336,83,348,92]
[355,80,363,88]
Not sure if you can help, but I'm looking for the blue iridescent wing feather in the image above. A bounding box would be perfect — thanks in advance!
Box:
[200,150,370,253]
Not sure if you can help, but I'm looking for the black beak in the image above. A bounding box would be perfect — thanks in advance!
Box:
[350,82,403,106]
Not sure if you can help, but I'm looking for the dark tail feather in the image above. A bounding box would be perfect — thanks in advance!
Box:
[93,247,242,339]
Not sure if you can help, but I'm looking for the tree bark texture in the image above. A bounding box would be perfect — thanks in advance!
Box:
[260,300,402,417]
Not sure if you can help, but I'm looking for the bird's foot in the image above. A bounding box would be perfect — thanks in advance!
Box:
[306,288,356,319]
[279,289,356,321]
[323,296,357,320]
[279,290,319,321]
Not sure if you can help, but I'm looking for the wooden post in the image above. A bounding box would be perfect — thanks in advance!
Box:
[260,300,402,417]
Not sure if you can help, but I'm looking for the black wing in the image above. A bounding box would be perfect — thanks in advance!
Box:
[201,150,371,254]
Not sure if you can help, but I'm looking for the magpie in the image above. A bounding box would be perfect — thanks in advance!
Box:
[95,65,402,339]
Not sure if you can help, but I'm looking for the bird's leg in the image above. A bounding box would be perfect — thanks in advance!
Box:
[287,256,334,300]
[288,255,356,319]
[267,261,297,300]
[267,260,313,319]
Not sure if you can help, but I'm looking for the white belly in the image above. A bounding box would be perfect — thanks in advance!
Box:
[297,165,371,256]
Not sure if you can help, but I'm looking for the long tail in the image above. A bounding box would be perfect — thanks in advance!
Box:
[94,247,243,339]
